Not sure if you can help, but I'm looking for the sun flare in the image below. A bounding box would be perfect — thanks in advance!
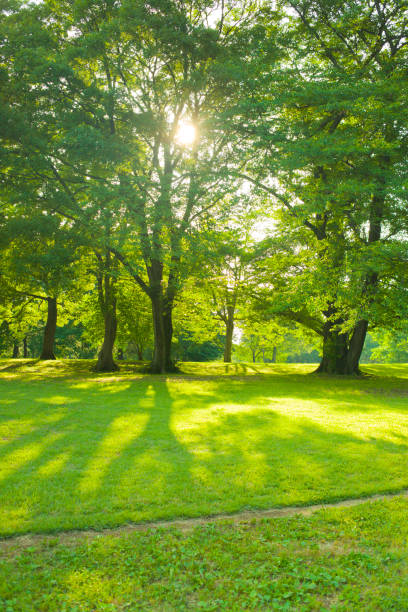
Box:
[175,121,196,145]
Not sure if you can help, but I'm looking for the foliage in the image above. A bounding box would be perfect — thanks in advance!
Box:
[1,0,408,373]
[370,328,408,363]
[222,0,408,373]
[173,331,223,362]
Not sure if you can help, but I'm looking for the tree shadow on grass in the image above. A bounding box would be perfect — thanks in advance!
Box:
[226,375,408,412]
[181,406,408,510]
[90,382,194,519]
[0,379,198,535]
[0,359,39,373]
[0,380,153,533]
[0,358,152,381]
[1,374,408,536]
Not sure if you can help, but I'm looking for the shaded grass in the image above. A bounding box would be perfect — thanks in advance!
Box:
[1,497,408,610]
[1,360,408,536]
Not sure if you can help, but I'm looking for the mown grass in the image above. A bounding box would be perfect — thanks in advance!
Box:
[1,497,408,610]
[0,360,408,537]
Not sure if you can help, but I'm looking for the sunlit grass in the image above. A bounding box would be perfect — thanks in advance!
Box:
[0,359,408,536]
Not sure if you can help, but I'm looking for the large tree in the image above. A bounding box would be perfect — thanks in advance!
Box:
[231,0,408,373]
[1,0,255,372]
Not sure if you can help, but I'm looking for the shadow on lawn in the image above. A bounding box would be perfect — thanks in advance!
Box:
[0,374,408,536]
[0,359,40,373]
[0,359,312,381]
[0,379,197,533]
[0,358,148,380]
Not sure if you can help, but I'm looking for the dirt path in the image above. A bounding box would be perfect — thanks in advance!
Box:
[1,488,408,552]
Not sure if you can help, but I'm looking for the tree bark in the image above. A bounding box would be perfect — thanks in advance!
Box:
[96,301,118,372]
[272,346,277,363]
[94,250,119,373]
[12,341,19,358]
[149,293,176,373]
[23,336,28,358]
[346,319,368,374]
[136,345,143,361]
[316,327,349,374]
[223,306,235,363]
[163,301,174,371]
[40,297,57,360]
[316,319,368,375]
[150,292,166,373]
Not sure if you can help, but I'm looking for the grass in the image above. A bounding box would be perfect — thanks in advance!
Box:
[1,359,408,537]
[1,497,408,610]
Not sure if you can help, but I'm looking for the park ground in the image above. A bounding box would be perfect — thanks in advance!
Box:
[1,360,408,609]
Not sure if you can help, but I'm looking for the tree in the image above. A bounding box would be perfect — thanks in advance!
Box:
[1,0,257,372]
[189,200,264,362]
[72,266,154,364]
[0,210,84,360]
[230,0,408,373]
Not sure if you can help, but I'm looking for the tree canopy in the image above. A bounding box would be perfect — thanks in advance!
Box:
[1,0,407,373]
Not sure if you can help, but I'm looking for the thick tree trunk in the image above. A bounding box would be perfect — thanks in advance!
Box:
[316,320,368,375]
[271,346,277,363]
[223,306,234,363]
[12,341,19,358]
[95,303,118,372]
[149,293,176,373]
[40,297,57,360]
[316,326,348,374]
[23,336,28,358]
[136,345,143,361]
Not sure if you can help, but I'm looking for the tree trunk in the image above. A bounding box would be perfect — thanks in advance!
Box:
[315,325,348,374]
[163,302,174,371]
[136,345,143,361]
[317,193,382,375]
[117,348,124,360]
[149,293,176,373]
[95,302,118,372]
[150,292,166,373]
[316,320,368,375]
[223,306,234,363]
[12,341,19,358]
[272,346,277,363]
[40,297,57,360]
[346,319,368,374]
[23,336,28,358]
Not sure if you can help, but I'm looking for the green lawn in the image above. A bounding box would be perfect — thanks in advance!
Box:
[1,360,408,537]
[1,497,408,610]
